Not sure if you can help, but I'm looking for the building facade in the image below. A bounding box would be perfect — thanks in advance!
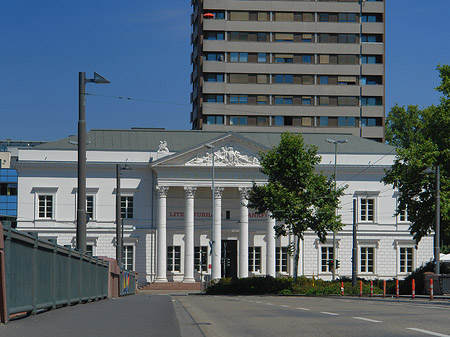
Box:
[191,0,385,142]
[15,129,431,285]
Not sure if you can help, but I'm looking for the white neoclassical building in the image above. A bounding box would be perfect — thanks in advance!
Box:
[14,129,433,285]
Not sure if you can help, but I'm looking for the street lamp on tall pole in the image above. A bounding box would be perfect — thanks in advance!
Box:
[326,138,348,281]
[205,144,216,279]
[77,72,110,255]
[423,165,441,274]
[116,164,133,267]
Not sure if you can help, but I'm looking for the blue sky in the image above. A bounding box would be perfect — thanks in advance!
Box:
[1,0,449,141]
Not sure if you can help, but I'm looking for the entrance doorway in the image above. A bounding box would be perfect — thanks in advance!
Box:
[221,240,237,279]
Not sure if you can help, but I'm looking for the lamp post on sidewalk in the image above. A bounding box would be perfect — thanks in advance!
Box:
[77,72,110,254]
[116,164,133,267]
[205,144,217,279]
[326,138,348,281]
[423,165,441,274]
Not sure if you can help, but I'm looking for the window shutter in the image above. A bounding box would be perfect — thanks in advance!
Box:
[275,33,294,41]
[275,12,294,21]
[319,54,330,64]
[230,11,249,21]
[257,75,267,84]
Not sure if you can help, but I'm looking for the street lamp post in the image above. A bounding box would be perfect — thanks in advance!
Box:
[205,144,216,279]
[77,72,110,255]
[326,138,348,281]
[116,164,132,267]
[423,165,441,274]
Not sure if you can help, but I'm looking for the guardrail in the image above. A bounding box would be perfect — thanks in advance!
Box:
[0,222,123,323]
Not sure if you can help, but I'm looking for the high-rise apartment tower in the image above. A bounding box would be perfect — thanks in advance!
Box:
[191,0,385,141]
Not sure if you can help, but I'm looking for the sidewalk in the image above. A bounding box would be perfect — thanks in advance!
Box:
[0,294,202,337]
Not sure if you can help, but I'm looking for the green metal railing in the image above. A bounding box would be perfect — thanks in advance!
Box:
[0,223,109,322]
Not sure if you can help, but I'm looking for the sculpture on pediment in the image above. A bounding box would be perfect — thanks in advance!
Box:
[157,140,169,154]
[185,146,260,166]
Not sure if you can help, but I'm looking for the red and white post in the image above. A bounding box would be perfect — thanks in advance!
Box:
[383,280,386,298]
[341,281,344,296]
[359,280,363,297]
[430,279,434,300]
[370,280,373,297]
[396,279,399,298]
[412,279,415,299]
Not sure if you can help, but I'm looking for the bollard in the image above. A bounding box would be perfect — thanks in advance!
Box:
[341,281,344,296]
[383,280,386,298]
[370,280,373,297]
[396,279,399,298]
[412,279,415,299]
[359,280,363,297]
[430,279,434,300]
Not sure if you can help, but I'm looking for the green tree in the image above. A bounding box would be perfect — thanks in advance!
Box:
[248,132,346,279]
[383,65,450,245]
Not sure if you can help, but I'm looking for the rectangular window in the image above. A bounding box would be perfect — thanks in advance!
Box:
[38,195,53,218]
[360,247,374,273]
[86,195,94,219]
[274,96,293,105]
[302,97,312,105]
[205,31,225,40]
[275,54,293,63]
[248,247,261,272]
[229,116,248,125]
[399,206,409,222]
[257,53,267,63]
[360,198,374,222]
[121,196,134,219]
[274,33,294,42]
[321,247,334,272]
[229,95,248,104]
[206,115,224,125]
[362,97,383,106]
[276,247,288,273]
[205,94,224,103]
[274,74,293,84]
[302,55,312,64]
[274,116,284,126]
[122,245,134,271]
[204,53,224,62]
[204,73,224,82]
[167,246,181,272]
[194,246,208,272]
[400,247,413,273]
[319,116,328,126]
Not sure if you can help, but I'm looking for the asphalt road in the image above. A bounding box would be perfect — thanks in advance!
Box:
[175,295,450,337]
[0,294,190,337]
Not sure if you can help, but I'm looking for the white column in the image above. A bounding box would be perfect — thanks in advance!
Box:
[266,214,276,277]
[183,187,197,283]
[212,187,223,280]
[239,187,250,278]
[155,186,169,283]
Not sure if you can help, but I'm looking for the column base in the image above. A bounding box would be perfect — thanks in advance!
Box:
[182,277,196,283]
[154,277,168,283]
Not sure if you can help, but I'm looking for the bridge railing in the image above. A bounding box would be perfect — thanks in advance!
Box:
[0,222,113,323]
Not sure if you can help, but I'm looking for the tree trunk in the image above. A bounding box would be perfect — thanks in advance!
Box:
[293,235,300,281]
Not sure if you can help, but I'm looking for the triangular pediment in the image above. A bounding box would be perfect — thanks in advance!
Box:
[151,133,269,168]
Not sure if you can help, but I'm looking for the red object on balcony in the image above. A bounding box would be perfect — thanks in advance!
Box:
[203,13,215,19]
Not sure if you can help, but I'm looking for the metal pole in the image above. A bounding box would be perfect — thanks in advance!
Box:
[116,164,122,266]
[77,72,87,254]
[211,147,215,276]
[332,143,337,281]
[435,165,440,274]
[352,199,358,287]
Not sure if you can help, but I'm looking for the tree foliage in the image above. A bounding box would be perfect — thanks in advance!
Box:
[248,132,346,244]
[383,65,450,244]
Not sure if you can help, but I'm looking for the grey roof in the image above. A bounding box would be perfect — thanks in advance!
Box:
[35,129,395,155]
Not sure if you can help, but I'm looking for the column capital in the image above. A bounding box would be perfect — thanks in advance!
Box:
[213,187,224,198]
[155,185,169,198]
[184,186,197,198]
[238,187,251,199]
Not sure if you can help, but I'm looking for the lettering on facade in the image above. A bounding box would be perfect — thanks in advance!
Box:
[168,211,267,219]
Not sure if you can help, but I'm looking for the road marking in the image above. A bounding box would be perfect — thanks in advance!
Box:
[297,307,311,311]
[255,301,262,304]
[280,305,290,308]
[353,317,382,323]
[266,303,274,305]
[406,328,450,337]
[320,312,339,316]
